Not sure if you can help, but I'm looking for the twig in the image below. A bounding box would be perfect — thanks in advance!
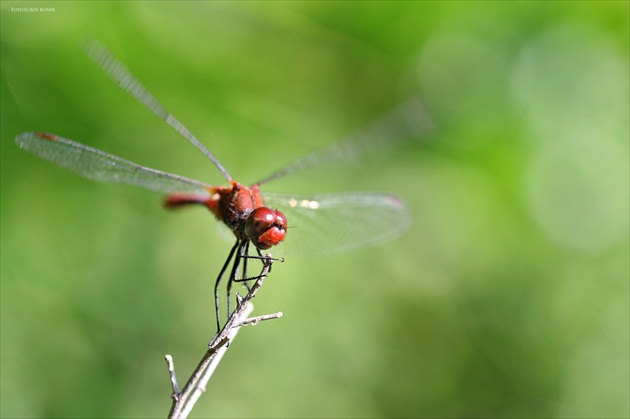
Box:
[235,311,284,328]
[164,355,180,400]
[180,304,253,418]
[167,254,279,419]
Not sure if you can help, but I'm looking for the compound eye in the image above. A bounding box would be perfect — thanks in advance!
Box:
[275,209,287,229]
[245,207,287,250]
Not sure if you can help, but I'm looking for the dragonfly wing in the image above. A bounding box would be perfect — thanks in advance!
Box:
[261,191,411,257]
[15,132,212,196]
[83,39,232,182]
[256,98,432,186]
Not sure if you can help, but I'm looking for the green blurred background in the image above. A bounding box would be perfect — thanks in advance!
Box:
[2,2,628,418]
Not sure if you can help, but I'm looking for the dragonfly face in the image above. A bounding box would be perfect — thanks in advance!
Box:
[245,207,287,250]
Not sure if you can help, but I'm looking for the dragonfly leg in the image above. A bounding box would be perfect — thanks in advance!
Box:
[239,249,283,277]
[215,239,239,332]
[241,241,252,292]
[233,249,277,283]
[226,240,248,322]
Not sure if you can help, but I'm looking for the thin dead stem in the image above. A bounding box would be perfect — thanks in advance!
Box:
[166,254,279,419]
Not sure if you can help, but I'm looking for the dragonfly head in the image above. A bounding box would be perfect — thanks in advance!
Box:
[245,207,287,250]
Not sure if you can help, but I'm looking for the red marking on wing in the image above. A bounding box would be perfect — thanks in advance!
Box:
[36,132,58,142]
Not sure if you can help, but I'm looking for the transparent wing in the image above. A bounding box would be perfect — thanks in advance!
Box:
[15,132,212,196]
[256,98,433,186]
[261,191,411,257]
[83,39,232,181]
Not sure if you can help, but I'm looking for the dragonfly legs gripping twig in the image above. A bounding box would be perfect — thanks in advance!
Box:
[166,254,282,419]
[213,239,284,333]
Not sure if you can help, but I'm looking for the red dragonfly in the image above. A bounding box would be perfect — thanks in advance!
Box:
[15,41,428,330]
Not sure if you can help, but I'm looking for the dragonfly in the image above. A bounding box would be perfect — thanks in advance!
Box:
[15,41,430,331]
